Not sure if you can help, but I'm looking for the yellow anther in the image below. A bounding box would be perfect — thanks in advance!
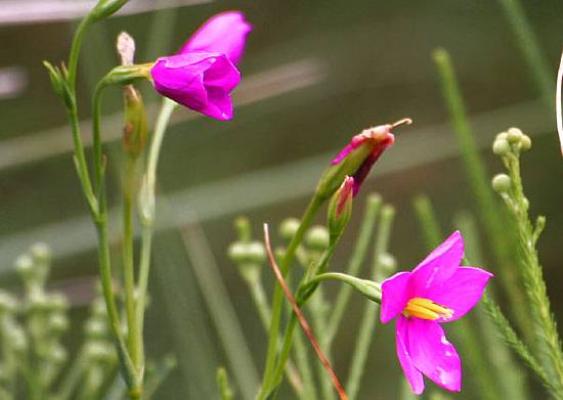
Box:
[403,297,453,321]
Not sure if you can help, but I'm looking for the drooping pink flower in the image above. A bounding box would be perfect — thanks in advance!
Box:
[179,11,252,65]
[380,231,493,395]
[150,11,251,120]
[151,52,240,120]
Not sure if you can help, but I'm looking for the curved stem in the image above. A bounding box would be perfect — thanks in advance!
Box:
[67,15,93,92]
[258,196,323,399]
[135,99,177,384]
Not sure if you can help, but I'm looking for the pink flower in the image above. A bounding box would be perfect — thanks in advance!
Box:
[150,11,252,120]
[380,231,493,395]
[330,124,395,195]
[179,11,252,66]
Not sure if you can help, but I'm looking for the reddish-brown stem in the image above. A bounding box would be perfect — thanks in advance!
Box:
[263,224,349,400]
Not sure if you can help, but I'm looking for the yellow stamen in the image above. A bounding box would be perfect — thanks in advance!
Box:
[403,297,453,321]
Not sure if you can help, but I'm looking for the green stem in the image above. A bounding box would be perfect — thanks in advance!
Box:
[245,277,308,398]
[66,101,98,215]
[432,48,533,343]
[346,204,394,400]
[134,99,177,388]
[67,14,94,92]
[123,158,139,369]
[325,195,381,346]
[95,203,138,392]
[258,196,324,399]
[92,82,107,194]
[497,0,554,108]
[308,289,335,400]
[268,242,337,394]
[504,153,563,392]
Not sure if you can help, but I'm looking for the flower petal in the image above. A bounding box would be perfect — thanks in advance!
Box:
[410,231,464,297]
[380,271,411,324]
[427,267,493,322]
[179,11,252,65]
[150,52,240,120]
[396,316,425,395]
[406,318,462,392]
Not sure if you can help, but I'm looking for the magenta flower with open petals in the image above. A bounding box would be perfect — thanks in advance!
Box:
[150,11,251,120]
[380,231,493,395]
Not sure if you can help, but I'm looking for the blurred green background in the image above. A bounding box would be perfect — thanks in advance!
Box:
[0,0,562,398]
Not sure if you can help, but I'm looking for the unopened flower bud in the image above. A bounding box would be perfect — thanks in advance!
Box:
[492,173,511,193]
[327,176,354,242]
[520,134,532,151]
[85,318,108,340]
[30,242,51,264]
[228,240,265,263]
[15,254,35,282]
[91,0,129,22]
[495,132,508,141]
[305,226,330,251]
[279,218,300,241]
[316,122,403,200]
[247,242,266,264]
[492,138,510,156]
[48,313,69,334]
[122,86,148,157]
[506,127,523,144]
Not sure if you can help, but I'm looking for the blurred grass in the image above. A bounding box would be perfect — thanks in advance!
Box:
[0,1,562,399]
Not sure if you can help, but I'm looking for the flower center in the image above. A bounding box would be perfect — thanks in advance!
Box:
[403,297,453,321]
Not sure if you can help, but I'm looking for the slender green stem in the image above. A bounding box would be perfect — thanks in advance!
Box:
[346,204,394,400]
[308,290,335,400]
[67,14,93,92]
[145,99,177,206]
[498,0,554,108]
[123,158,139,369]
[268,240,337,394]
[433,48,532,342]
[325,195,381,346]
[95,199,138,391]
[258,196,323,399]
[66,102,98,215]
[245,278,308,398]
[134,99,177,387]
[56,351,86,400]
[92,82,107,194]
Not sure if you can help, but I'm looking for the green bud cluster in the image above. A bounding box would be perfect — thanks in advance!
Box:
[229,218,267,286]
[492,127,532,157]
